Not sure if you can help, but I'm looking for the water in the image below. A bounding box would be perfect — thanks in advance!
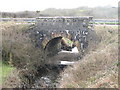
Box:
[29,65,67,88]
[60,47,79,53]
[20,47,79,88]
[71,47,79,53]
[32,47,79,88]
[60,61,75,65]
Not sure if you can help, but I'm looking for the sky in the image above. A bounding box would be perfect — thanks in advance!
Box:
[0,0,119,12]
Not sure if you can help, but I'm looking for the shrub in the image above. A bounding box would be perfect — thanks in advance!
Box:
[2,22,45,87]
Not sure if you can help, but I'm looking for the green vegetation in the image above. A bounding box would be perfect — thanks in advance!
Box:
[0,61,15,84]
[1,22,45,87]
[1,22,118,88]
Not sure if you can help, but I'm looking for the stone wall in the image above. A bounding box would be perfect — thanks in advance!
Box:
[29,16,94,54]
[36,17,92,31]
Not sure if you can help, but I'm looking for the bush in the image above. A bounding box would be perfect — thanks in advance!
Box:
[2,22,45,87]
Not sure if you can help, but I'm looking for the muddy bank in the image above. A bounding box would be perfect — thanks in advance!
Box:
[33,65,67,88]
[17,64,67,88]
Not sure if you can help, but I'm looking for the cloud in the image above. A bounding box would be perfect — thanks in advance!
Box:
[0,0,119,12]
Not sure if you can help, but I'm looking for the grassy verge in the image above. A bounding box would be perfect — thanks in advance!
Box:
[0,61,15,85]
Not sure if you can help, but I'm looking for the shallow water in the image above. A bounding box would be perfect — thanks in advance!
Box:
[60,47,79,53]
[31,65,67,88]
[20,47,79,88]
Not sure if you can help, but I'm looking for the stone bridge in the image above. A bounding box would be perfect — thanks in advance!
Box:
[28,17,96,64]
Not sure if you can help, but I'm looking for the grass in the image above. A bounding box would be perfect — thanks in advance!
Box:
[59,25,118,88]
[1,22,44,88]
[1,22,118,88]
[0,61,15,85]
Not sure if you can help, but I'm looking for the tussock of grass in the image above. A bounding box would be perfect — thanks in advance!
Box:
[59,25,118,88]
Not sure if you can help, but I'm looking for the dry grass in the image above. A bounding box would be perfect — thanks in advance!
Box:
[1,22,119,88]
[59,25,118,88]
[1,22,45,88]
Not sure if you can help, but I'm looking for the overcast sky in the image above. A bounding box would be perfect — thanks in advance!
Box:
[0,0,119,12]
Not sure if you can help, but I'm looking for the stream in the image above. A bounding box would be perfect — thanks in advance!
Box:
[20,47,79,88]
[32,64,67,88]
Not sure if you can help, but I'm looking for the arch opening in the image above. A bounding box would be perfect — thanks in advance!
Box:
[44,36,79,57]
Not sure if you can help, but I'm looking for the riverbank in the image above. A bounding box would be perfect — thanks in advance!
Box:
[1,23,119,88]
[59,25,118,88]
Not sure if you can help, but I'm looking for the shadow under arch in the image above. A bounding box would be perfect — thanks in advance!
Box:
[44,36,63,57]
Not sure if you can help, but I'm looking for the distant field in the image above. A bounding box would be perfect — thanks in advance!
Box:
[92,22,119,25]
[0,18,119,25]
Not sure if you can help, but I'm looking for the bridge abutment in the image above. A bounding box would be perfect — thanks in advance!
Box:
[29,16,95,62]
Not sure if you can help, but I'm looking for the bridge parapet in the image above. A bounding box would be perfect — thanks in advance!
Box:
[36,17,93,31]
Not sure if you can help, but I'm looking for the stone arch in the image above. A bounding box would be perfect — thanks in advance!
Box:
[44,36,78,57]
[44,36,63,57]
